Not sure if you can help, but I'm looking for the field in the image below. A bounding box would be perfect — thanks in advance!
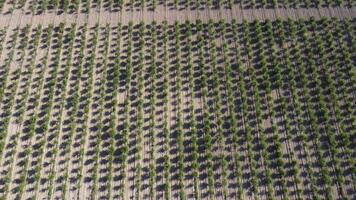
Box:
[0,0,355,200]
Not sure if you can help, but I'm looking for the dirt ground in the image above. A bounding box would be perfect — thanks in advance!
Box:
[0,5,355,28]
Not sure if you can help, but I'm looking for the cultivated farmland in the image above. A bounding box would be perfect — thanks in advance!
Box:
[0,0,355,200]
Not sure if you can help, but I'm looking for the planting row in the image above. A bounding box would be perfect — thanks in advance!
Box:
[0,0,354,14]
[0,18,354,199]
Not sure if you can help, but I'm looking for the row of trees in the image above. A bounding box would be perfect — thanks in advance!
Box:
[0,27,19,162]
[35,23,71,199]
[273,20,297,199]
[121,0,352,11]
[90,24,111,199]
[185,20,201,200]
[226,19,244,199]
[246,19,290,199]
[329,16,356,193]
[286,19,321,200]
[75,23,100,198]
[309,18,347,199]
[134,22,145,200]
[118,21,133,200]
[0,25,29,199]
[28,0,81,15]
[271,19,302,199]
[237,20,259,199]
[44,23,74,199]
[0,24,49,199]
[250,20,277,200]
[15,25,42,124]
[196,19,215,199]
[207,19,229,199]
[161,20,171,200]
[14,25,43,200]
[106,23,121,200]
[0,19,129,200]
[241,0,350,8]
[340,19,356,138]
[27,25,54,200]
[219,21,238,200]
[274,18,351,200]
[335,19,356,186]
[58,23,86,199]
[173,21,186,200]
[148,21,157,200]
[299,20,333,200]
[0,27,20,110]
